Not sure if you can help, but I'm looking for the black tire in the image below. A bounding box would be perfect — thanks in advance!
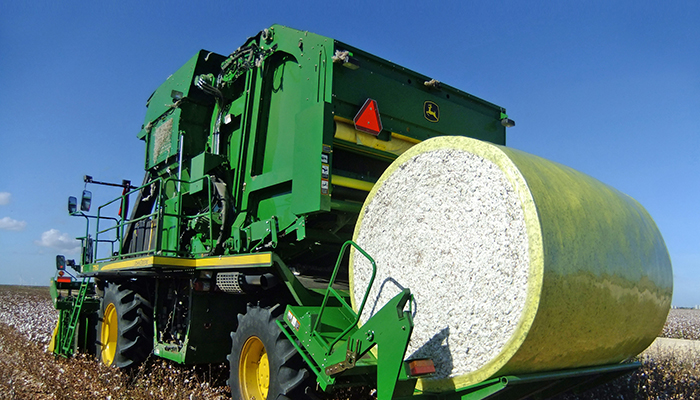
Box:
[96,281,153,369]
[228,304,310,400]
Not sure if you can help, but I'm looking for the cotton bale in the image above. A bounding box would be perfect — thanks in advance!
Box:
[350,136,672,392]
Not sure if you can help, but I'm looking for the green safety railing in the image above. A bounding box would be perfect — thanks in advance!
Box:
[312,240,377,353]
[92,175,215,262]
[93,177,163,262]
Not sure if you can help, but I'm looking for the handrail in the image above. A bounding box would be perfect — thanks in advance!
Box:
[312,240,377,354]
[94,177,164,261]
[90,174,215,261]
[71,213,118,264]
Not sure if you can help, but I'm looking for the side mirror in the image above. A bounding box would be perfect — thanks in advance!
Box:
[68,197,78,214]
[81,190,92,212]
[56,255,66,270]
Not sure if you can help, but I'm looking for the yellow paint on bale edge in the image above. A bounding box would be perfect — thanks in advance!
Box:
[350,136,547,391]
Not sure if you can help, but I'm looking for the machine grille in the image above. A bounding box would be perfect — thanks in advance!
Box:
[216,272,245,293]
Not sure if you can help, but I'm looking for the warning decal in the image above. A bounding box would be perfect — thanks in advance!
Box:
[353,98,383,135]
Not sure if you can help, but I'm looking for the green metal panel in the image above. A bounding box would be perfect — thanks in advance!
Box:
[227,26,336,232]
[153,343,186,363]
[138,50,226,171]
[190,153,224,194]
[331,40,506,145]
[291,102,329,215]
[162,196,180,254]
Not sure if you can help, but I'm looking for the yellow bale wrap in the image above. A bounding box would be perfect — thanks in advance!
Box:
[350,136,672,392]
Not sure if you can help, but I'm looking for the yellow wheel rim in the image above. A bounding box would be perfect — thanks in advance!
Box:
[239,336,269,400]
[100,303,118,366]
[48,321,59,353]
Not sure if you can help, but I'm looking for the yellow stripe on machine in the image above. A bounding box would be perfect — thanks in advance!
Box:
[331,176,375,192]
[333,118,418,157]
[390,132,421,144]
[95,253,273,271]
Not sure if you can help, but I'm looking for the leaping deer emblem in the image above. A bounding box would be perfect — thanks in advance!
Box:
[424,101,439,122]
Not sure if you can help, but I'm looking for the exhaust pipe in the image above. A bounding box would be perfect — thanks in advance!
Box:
[244,273,279,290]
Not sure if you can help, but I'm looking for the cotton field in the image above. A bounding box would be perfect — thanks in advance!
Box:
[662,309,700,340]
[0,285,699,399]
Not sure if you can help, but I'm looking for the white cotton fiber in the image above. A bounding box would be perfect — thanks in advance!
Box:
[351,147,529,380]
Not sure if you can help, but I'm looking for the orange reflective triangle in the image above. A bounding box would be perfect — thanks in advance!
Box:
[353,98,383,136]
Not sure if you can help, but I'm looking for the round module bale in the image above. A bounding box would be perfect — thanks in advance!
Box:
[350,136,672,392]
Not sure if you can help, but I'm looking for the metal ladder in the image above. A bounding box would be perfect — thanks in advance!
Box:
[57,277,90,357]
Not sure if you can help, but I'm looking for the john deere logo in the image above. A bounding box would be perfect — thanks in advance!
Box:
[424,101,439,122]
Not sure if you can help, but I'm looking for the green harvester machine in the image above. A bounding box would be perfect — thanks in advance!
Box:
[49,25,642,399]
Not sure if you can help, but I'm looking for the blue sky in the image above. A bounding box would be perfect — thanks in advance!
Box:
[1,2,698,305]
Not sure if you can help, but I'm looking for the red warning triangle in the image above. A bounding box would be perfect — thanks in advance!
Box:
[353,98,383,136]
